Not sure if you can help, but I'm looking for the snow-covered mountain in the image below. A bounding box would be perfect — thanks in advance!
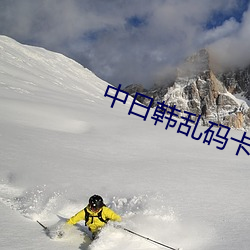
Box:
[124,49,250,129]
[0,36,250,250]
[218,65,250,101]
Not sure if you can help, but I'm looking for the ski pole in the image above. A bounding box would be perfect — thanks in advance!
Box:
[122,227,180,250]
[37,220,48,231]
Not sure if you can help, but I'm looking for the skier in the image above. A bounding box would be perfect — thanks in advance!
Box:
[66,194,121,239]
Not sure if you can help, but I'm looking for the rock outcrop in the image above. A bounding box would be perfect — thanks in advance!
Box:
[124,49,250,129]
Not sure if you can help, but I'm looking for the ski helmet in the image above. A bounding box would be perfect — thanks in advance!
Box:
[89,195,104,210]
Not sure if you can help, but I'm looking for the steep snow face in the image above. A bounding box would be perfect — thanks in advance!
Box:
[0,36,250,250]
[0,36,108,97]
[0,35,116,134]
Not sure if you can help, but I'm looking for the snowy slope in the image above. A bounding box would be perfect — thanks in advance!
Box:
[0,36,250,250]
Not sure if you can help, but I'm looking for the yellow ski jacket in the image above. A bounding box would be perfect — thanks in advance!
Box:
[67,206,121,233]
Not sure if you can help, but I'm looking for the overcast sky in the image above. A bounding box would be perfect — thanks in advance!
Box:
[0,0,249,87]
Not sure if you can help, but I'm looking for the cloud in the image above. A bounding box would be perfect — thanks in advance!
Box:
[200,18,240,45]
[0,0,249,87]
[209,4,250,69]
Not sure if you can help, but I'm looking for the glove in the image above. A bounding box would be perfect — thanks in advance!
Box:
[56,230,64,238]
[55,223,71,238]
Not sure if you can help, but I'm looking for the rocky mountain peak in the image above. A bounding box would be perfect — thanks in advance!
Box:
[177,48,210,78]
[124,48,250,129]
